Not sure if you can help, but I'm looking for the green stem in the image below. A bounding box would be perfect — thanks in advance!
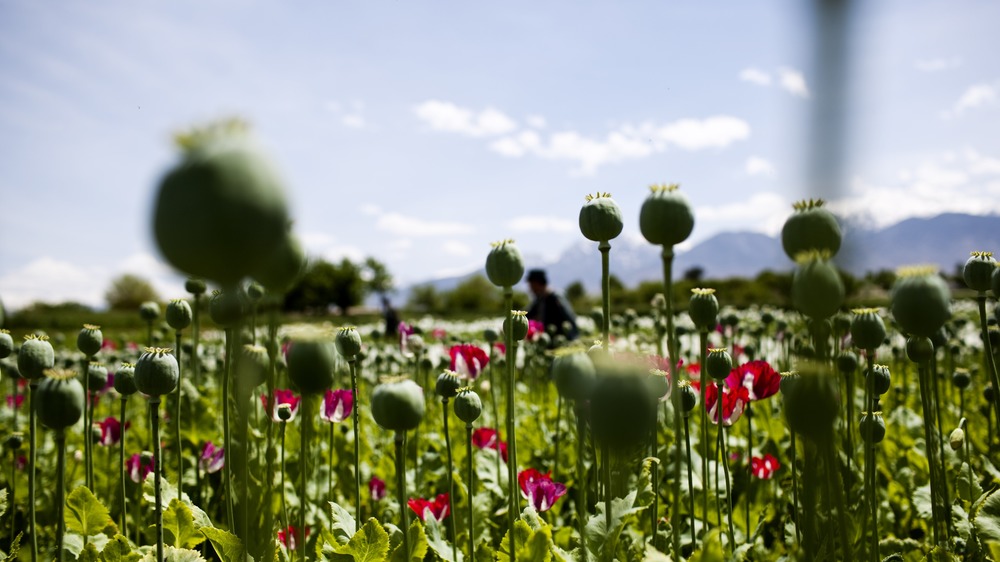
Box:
[395,433,410,559]
[175,331,183,496]
[823,438,853,562]
[328,421,335,503]
[466,423,476,562]
[978,295,1000,434]
[300,396,310,562]
[82,357,92,491]
[350,358,362,529]
[746,403,753,542]
[120,398,128,537]
[192,293,201,385]
[28,381,38,562]
[718,392,735,551]
[864,351,877,562]
[916,360,943,545]
[503,287,518,555]
[151,398,165,562]
[684,413,695,547]
[575,405,588,562]
[442,398,458,562]
[931,353,952,538]
[603,443,612,562]
[846,365,854,505]
[553,393,562,481]
[661,246,682,557]
[280,423,289,550]
[55,429,67,562]
[599,241,611,351]
[698,331,709,534]
[263,304,279,562]
[790,430,800,545]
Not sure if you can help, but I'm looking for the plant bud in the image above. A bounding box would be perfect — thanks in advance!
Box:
[37,368,85,430]
[859,412,886,444]
[371,378,425,432]
[589,357,655,452]
[185,278,207,296]
[86,363,108,393]
[963,251,996,293]
[453,387,482,424]
[236,345,269,400]
[115,363,138,396]
[949,427,965,451]
[891,266,951,338]
[551,348,596,402]
[485,239,524,288]
[779,371,799,395]
[406,334,425,354]
[0,329,13,359]
[792,252,844,320]
[335,327,363,359]
[165,299,193,331]
[905,336,935,364]
[850,308,886,351]
[503,311,529,342]
[836,352,858,375]
[781,199,842,260]
[5,432,23,451]
[646,369,671,402]
[286,328,338,395]
[782,361,839,443]
[277,403,293,422]
[865,364,892,396]
[688,288,719,331]
[679,381,698,416]
[639,184,694,247]
[139,301,160,323]
[952,368,971,390]
[706,348,732,381]
[135,348,179,397]
[435,370,463,399]
[18,335,54,381]
[483,329,499,345]
[579,192,624,243]
[77,324,103,357]
[209,290,244,328]
[993,267,1000,299]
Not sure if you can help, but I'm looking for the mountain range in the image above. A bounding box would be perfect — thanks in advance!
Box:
[403,213,1000,296]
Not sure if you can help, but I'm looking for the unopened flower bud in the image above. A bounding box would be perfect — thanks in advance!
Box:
[485,239,524,288]
[579,192,624,243]
[166,299,193,331]
[639,184,694,247]
[963,251,996,293]
[77,324,103,357]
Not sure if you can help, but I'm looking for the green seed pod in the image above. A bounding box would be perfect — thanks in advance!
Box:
[905,336,934,364]
[952,368,971,390]
[679,381,698,416]
[779,371,799,395]
[646,369,670,402]
[209,290,244,328]
[993,267,1000,299]
[589,308,604,328]
[86,363,108,392]
[551,348,596,402]
[579,192,624,243]
[153,119,292,286]
[236,344,269,400]
[588,357,655,452]
[689,288,719,331]
[502,311,529,342]
[453,387,482,424]
[406,334,425,354]
[836,352,858,375]
[435,370,463,399]
[253,232,307,295]
[859,412,886,445]
[335,327,363,359]
[850,308,886,351]
[114,363,138,396]
[963,252,996,293]
[706,348,732,381]
[865,364,892,396]
[949,427,965,451]
[6,432,24,451]
[792,252,844,320]
[371,378,425,432]
[185,278,207,296]
[18,335,55,381]
[483,329,499,345]
[277,403,293,422]
[890,266,951,338]
[36,369,84,430]
[782,361,839,443]
[165,299,193,332]
[781,199,842,260]
[77,324,103,357]
[639,184,695,247]
[139,301,160,323]
[0,329,14,359]
[286,328,338,395]
[485,239,524,288]
[135,348,179,397]
[246,281,265,302]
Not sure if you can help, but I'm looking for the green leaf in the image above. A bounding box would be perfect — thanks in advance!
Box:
[100,534,142,562]
[337,518,390,562]
[388,519,428,562]
[583,490,648,561]
[143,474,212,528]
[496,520,533,562]
[688,528,726,562]
[972,487,1000,544]
[138,546,208,561]
[328,501,358,546]
[4,531,22,562]
[0,488,7,519]
[66,486,113,538]
[424,513,462,562]
[956,463,984,504]
[163,499,206,549]
[80,542,102,562]
[201,527,248,562]
[520,525,553,562]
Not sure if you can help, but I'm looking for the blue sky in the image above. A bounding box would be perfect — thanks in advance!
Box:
[1,1,999,309]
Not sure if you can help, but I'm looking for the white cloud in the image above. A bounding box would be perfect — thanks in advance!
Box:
[526,115,547,129]
[341,114,366,129]
[300,231,365,263]
[739,67,772,86]
[653,116,751,150]
[442,240,472,257]
[946,83,997,117]
[326,99,370,129]
[506,215,576,233]
[414,100,518,137]
[360,204,382,216]
[745,156,776,177]
[777,67,809,98]
[375,212,474,236]
[695,192,790,236]
[914,57,963,72]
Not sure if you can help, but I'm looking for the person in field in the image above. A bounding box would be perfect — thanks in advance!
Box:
[525,269,579,343]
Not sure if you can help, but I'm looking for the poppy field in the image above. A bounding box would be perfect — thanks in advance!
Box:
[2,121,1000,562]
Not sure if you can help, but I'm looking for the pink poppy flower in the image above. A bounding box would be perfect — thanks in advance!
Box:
[321,389,353,423]
[704,381,749,426]
[472,427,508,463]
[751,454,781,479]
[518,468,567,512]
[98,417,125,446]
[526,320,545,341]
[278,526,309,550]
[261,389,301,422]
[369,476,386,502]
[126,453,155,483]
[6,394,25,410]
[449,344,490,379]
[408,493,450,522]
[199,441,225,474]
[725,360,780,401]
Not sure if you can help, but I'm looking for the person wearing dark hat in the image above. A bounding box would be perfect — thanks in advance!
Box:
[526,268,579,344]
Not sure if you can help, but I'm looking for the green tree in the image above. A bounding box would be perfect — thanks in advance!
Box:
[565,281,589,310]
[407,284,442,314]
[284,258,368,314]
[443,275,502,313]
[364,257,394,298]
[105,274,160,311]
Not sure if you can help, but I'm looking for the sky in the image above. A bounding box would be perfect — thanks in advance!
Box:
[1,0,999,310]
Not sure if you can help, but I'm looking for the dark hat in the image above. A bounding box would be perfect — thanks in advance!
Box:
[527,269,548,284]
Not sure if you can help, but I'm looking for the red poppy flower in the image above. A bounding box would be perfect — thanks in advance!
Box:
[527,320,545,341]
[126,453,155,483]
[751,454,781,479]
[450,344,490,379]
[199,441,225,474]
[278,526,309,550]
[321,389,353,423]
[518,468,567,513]
[6,394,24,410]
[369,476,386,502]
[704,381,749,426]
[493,342,506,356]
[98,417,126,446]
[725,360,780,401]
[472,427,508,463]
[408,493,450,522]
[261,389,301,422]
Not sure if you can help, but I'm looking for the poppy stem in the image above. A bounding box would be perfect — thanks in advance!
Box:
[553,393,561,481]
[660,245,682,558]
[350,357,362,529]
[746,403,753,542]
[119,397,128,537]
[82,357,92,491]
[280,423,289,551]
[466,422,476,562]
[977,295,1000,439]
[698,331,709,535]
[222,328,235,531]
[442,397,458,562]
[683,413,695,547]
[299,396,310,562]
[575,404,588,562]
[789,430,800,545]
[395,432,410,559]
[150,398,165,562]
[717,391,735,551]
[503,287,519,556]
[55,429,67,562]
[175,330,183,497]
[28,381,38,562]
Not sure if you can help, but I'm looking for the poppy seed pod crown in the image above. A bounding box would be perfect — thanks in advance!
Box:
[453,387,482,424]
[551,347,596,402]
[371,377,425,432]
[485,239,524,288]
[792,251,845,320]
[37,369,84,430]
[139,301,160,322]
[865,364,891,395]
[859,412,886,444]
[706,348,732,381]
[891,266,951,338]
[86,363,108,393]
[639,184,695,247]
[679,381,698,415]
[0,330,12,360]
[689,288,719,331]
[185,278,207,296]
[166,299,193,331]
[114,363,138,396]
[963,251,996,293]
[18,335,54,381]
[502,311,529,342]
[335,326,362,359]
[153,119,292,286]
[77,324,103,357]
[286,327,338,395]
[135,348,179,397]
[579,192,624,243]
[435,370,463,399]
[850,308,886,351]
[781,199,842,260]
